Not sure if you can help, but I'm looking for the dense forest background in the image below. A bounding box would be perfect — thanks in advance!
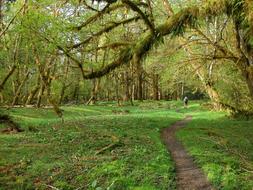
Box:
[0,0,253,116]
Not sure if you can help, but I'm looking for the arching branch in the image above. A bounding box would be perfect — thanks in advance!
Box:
[88,42,133,51]
[75,2,147,30]
[75,3,124,30]
[0,3,26,38]
[82,47,133,79]
[82,6,200,79]
[163,0,174,16]
[80,0,234,79]
[83,1,100,12]
[69,16,140,49]
[121,0,155,33]
[0,65,17,92]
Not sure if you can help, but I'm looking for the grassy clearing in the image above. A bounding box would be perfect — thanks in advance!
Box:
[0,101,183,190]
[177,107,253,190]
[0,101,252,190]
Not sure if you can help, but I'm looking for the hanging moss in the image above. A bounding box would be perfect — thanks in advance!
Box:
[82,0,253,79]
[158,6,199,36]
[83,46,133,79]
[202,0,228,16]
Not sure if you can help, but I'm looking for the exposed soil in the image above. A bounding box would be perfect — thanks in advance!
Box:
[161,116,214,190]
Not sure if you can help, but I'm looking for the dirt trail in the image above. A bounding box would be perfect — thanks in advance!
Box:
[161,116,214,190]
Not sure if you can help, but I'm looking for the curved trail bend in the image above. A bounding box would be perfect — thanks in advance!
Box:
[162,116,214,190]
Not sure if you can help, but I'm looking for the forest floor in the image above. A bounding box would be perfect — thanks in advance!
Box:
[0,101,252,190]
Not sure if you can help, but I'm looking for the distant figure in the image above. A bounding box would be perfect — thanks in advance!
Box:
[183,96,189,108]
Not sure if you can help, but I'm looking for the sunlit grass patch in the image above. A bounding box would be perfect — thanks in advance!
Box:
[177,110,253,189]
[0,101,182,190]
[1,101,252,189]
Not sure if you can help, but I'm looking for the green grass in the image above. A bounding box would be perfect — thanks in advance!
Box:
[177,107,253,190]
[0,101,252,190]
[0,101,183,190]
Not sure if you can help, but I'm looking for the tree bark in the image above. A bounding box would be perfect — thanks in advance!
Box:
[163,0,174,16]
[33,51,63,117]
[238,61,253,99]
[133,54,143,101]
[25,78,40,106]
[11,70,30,106]
[123,70,131,101]
[36,82,45,108]
[115,74,121,106]
[234,21,253,99]
[152,73,159,100]
[0,65,16,92]
[87,78,100,105]
[194,63,221,109]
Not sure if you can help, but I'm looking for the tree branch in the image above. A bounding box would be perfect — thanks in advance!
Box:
[121,0,155,33]
[75,3,124,30]
[0,3,26,38]
[79,0,234,79]
[0,65,17,92]
[75,2,147,30]
[69,16,140,49]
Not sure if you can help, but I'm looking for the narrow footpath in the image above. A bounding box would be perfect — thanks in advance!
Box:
[161,116,214,190]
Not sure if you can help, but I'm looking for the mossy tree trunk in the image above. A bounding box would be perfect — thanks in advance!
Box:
[25,75,40,106]
[152,73,159,100]
[11,70,30,106]
[133,54,143,101]
[123,70,131,101]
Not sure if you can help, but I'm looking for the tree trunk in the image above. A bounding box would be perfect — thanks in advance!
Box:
[59,85,67,105]
[86,78,100,105]
[234,22,253,100]
[24,74,40,106]
[137,72,143,101]
[32,50,63,117]
[196,67,221,109]
[246,67,253,98]
[0,65,16,92]
[11,71,30,106]
[205,83,221,109]
[37,56,62,117]
[181,82,184,99]
[163,0,174,16]
[134,54,143,101]
[131,83,135,102]
[25,84,40,106]
[152,73,159,100]
[115,76,120,106]
[239,62,253,99]
[36,83,45,108]
[123,70,131,101]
